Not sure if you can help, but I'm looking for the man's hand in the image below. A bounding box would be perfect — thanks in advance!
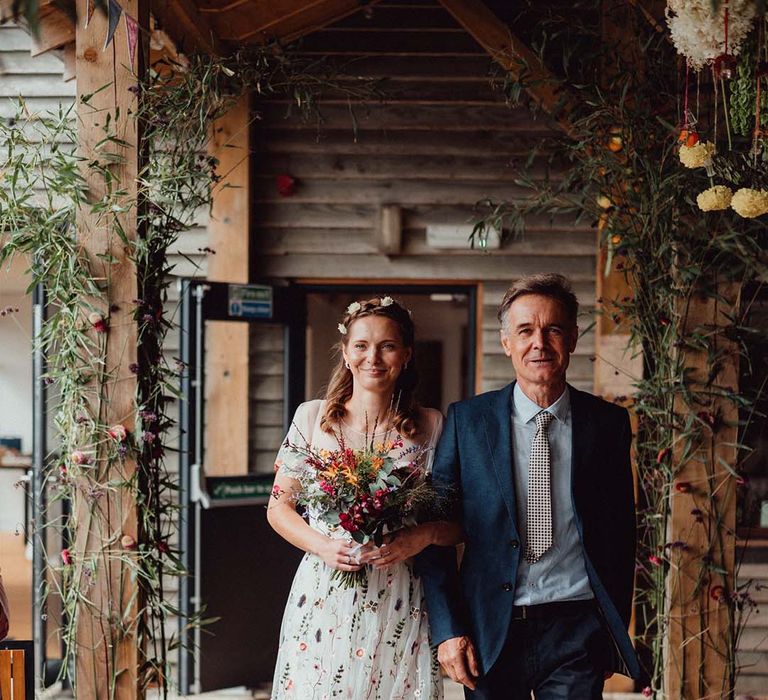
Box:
[437,636,479,690]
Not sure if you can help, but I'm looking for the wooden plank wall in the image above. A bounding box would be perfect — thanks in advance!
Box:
[0,26,76,117]
[250,0,598,413]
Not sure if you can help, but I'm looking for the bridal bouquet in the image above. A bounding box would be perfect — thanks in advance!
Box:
[280,431,439,587]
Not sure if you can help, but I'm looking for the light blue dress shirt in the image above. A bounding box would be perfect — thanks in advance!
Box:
[511,383,593,605]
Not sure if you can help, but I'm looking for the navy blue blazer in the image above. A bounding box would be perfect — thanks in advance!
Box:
[417,381,641,679]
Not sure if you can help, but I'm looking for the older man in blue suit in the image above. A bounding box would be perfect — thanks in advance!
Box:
[418,273,640,699]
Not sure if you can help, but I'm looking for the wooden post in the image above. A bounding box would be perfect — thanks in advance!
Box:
[595,0,644,406]
[205,93,251,475]
[665,282,739,699]
[74,1,147,697]
[594,4,644,691]
[594,228,642,697]
[593,237,642,402]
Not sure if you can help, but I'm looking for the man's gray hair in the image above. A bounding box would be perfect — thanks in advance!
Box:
[497,273,579,332]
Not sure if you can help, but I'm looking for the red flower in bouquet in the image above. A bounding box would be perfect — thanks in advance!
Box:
[281,430,440,587]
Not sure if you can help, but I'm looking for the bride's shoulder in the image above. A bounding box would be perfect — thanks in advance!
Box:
[417,406,444,435]
[292,399,326,424]
[303,398,326,411]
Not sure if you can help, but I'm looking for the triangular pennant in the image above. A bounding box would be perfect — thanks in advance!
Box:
[125,13,139,66]
[84,0,95,28]
[104,0,123,50]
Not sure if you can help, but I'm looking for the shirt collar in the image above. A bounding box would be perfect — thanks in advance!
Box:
[513,382,570,424]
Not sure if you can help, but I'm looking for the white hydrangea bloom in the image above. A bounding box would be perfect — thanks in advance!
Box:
[380,296,394,307]
[337,323,348,335]
[666,0,756,71]
[346,301,361,314]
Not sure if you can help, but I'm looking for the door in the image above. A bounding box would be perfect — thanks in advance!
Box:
[177,280,478,693]
[301,283,477,412]
[178,280,305,694]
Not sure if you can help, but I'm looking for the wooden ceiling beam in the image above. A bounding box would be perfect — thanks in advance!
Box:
[436,0,579,139]
[0,0,59,23]
[21,2,76,56]
[209,0,382,45]
[151,0,223,55]
[627,0,667,37]
[61,41,76,80]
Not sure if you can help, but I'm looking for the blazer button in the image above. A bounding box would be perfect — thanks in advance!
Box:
[502,582,513,592]
[510,539,520,549]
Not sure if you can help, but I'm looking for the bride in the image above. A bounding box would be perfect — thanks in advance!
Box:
[267,296,462,699]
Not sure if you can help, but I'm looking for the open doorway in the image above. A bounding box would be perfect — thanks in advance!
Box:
[303,285,476,414]
[179,281,477,693]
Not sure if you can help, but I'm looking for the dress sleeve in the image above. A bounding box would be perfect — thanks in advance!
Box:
[274,401,320,479]
[422,408,445,473]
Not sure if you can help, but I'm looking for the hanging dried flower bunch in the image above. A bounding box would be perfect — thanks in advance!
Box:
[679,140,716,168]
[666,0,757,71]
[696,185,734,210]
[730,187,768,217]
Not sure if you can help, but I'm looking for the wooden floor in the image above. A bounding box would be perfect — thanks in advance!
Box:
[0,530,32,642]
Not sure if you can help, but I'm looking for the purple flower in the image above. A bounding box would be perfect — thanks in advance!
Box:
[690,508,704,523]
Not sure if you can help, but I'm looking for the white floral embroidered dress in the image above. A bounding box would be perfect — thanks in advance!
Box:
[271,399,444,700]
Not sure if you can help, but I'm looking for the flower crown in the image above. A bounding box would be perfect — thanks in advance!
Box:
[337,296,395,335]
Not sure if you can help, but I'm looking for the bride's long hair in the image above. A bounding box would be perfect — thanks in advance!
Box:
[320,297,420,438]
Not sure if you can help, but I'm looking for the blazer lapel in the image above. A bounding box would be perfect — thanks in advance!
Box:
[483,382,517,526]
[569,386,596,518]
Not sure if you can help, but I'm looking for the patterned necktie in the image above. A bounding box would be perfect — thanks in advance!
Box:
[525,410,555,563]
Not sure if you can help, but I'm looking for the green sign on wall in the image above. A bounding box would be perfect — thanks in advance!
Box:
[206,474,274,502]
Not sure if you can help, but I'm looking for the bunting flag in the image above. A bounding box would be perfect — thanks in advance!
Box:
[125,13,139,66]
[104,0,123,50]
[84,0,95,28]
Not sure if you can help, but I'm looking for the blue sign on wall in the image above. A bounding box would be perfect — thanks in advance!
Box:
[228,284,273,319]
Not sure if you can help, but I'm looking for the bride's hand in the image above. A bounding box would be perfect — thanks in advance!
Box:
[360,525,434,568]
[318,539,365,572]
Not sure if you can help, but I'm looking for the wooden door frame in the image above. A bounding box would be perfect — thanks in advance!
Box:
[296,278,483,397]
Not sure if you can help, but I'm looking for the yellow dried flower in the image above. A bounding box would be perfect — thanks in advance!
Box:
[679,141,715,168]
[596,195,613,209]
[696,185,733,212]
[731,188,768,218]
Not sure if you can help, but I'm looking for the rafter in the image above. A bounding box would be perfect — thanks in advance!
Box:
[437,0,579,139]
[203,0,383,45]
[61,41,75,81]
[0,0,76,56]
[152,0,222,56]
[627,0,667,37]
